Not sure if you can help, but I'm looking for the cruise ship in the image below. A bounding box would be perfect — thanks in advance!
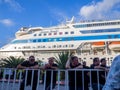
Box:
[0,18,120,65]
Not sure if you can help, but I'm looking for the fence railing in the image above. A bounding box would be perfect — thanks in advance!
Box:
[0,68,108,90]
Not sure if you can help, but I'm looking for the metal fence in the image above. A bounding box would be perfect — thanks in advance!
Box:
[0,68,108,90]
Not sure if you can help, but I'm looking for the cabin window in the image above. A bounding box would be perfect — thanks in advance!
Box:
[38,46,40,48]
[59,32,63,35]
[43,39,47,42]
[65,45,68,47]
[48,39,51,42]
[58,45,62,48]
[39,34,41,36]
[38,39,41,42]
[71,44,74,47]
[54,32,57,35]
[48,46,51,48]
[34,34,37,36]
[53,39,57,41]
[49,33,52,35]
[43,46,45,48]
[59,38,62,41]
[44,33,47,36]
[71,31,74,34]
[53,45,56,48]
[23,46,26,49]
[33,39,37,42]
[65,32,68,34]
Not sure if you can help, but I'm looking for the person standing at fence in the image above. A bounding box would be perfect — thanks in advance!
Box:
[99,58,108,86]
[90,57,107,90]
[0,69,2,79]
[82,61,90,90]
[102,55,120,90]
[66,56,83,90]
[43,57,58,90]
[17,55,39,90]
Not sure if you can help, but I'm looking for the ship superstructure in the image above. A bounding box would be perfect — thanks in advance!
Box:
[0,19,120,65]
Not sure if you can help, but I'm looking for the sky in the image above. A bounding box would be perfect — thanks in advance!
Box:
[0,0,120,47]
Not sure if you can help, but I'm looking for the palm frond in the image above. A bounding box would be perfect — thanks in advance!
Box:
[55,52,72,69]
[0,56,25,68]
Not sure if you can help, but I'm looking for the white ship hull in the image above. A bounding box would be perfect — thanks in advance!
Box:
[1,19,120,65]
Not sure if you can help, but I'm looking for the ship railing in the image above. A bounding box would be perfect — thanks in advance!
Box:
[0,68,108,90]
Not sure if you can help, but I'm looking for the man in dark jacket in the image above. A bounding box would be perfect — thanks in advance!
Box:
[43,57,58,90]
[17,55,39,90]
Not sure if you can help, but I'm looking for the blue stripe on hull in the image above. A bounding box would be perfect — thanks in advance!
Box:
[11,34,120,44]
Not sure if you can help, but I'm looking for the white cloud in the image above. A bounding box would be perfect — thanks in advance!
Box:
[0,0,23,12]
[0,19,14,26]
[79,0,120,19]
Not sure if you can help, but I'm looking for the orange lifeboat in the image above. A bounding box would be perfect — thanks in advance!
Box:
[91,41,105,49]
[109,41,120,50]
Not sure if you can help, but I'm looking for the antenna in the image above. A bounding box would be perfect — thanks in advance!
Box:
[71,16,74,23]
[66,16,75,24]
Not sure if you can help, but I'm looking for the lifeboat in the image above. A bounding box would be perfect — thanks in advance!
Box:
[91,41,105,49]
[109,41,120,50]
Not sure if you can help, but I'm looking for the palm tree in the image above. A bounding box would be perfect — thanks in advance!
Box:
[0,56,25,79]
[37,60,43,66]
[55,52,72,80]
[55,52,70,69]
[0,56,25,68]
